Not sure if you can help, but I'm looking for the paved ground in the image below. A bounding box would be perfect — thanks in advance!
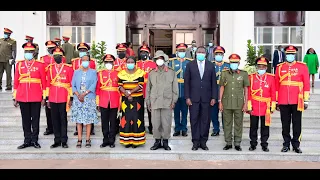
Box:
[0,159,320,169]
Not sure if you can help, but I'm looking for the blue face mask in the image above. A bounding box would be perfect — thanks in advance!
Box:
[257,69,266,75]
[4,34,8,39]
[209,43,213,47]
[286,54,295,62]
[24,53,34,60]
[215,55,223,62]
[196,53,206,61]
[177,52,186,58]
[192,47,197,51]
[82,61,89,68]
[25,40,29,43]
[79,52,87,58]
[127,63,135,70]
[230,63,239,70]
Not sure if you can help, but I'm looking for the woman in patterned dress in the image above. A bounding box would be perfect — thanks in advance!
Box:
[118,56,146,148]
[71,54,98,148]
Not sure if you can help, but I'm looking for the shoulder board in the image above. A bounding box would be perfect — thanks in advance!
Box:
[277,62,285,67]
[97,69,105,73]
[296,61,306,65]
[90,58,96,61]
[36,59,44,63]
[71,58,79,62]
[248,73,256,76]
[64,63,72,67]
[222,69,229,72]
[185,58,193,61]
[169,58,176,61]
[266,73,275,76]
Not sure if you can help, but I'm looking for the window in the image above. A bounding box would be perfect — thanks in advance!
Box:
[254,26,304,62]
[47,26,95,46]
[175,32,194,48]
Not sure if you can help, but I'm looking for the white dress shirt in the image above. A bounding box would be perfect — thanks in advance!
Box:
[197,60,205,78]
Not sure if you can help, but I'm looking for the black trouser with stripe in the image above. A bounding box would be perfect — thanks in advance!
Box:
[279,104,302,148]
[45,105,53,132]
[249,115,269,147]
[50,102,68,144]
[100,104,118,145]
[19,102,41,144]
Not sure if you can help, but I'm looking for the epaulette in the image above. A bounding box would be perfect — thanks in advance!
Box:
[71,58,79,62]
[64,63,72,67]
[97,69,105,73]
[222,69,229,72]
[90,58,96,61]
[36,59,44,63]
[248,72,256,76]
[185,58,193,61]
[277,62,285,67]
[266,73,275,76]
[169,58,176,61]
[296,61,306,65]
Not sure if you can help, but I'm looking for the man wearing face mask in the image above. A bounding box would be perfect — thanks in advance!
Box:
[186,40,197,59]
[247,57,276,152]
[25,35,39,60]
[54,38,62,48]
[206,40,215,62]
[219,54,249,151]
[41,41,66,136]
[210,46,229,136]
[46,47,74,148]
[0,28,16,91]
[96,54,120,148]
[272,45,285,74]
[114,43,128,72]
[72,42,96,136]
[275,45,310,154]
[136,45,157,134]
[62,36,75,64]
[169,43,193,137]
[146,50,178,151]
[13,42,46,149]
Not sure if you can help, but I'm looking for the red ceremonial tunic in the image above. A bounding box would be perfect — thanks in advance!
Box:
[136,60,157,98]
[114,58,126,72]
[71,57,96,70]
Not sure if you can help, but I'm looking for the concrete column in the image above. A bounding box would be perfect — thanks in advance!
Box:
[96,11,117,56]
[219,11,234,62]
[232,11,254,69]
[305,11,320,55]
[115,11,126,44]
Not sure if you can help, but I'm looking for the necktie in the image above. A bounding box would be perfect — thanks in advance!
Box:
[199,61,204,79]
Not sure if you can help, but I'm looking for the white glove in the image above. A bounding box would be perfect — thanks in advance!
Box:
[9,59,14,65]
[117,112,122,118]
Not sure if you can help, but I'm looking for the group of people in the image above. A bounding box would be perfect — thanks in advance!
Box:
[2,27,311,154]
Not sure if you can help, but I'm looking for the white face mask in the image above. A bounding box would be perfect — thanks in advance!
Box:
[105,63,113,70]
[156,59,164,66]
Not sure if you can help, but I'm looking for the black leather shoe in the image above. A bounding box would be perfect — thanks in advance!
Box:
[74,131,78,136]
[109,144,115,148]
[262,146,269,152]
[163,139,171,151]
[62,143,68,148]
[249,146,256,151]
[125,144,132,148]
[235,146,242,151]
[281,146,290,152]
[181,131,188,137]
[211,132,220,136]
[43,130,53,135]
[223,145,232,150]
[200,144,209,151]
[192,145,199,151]
[90,131,95,135]
[17,143,31,149]
[293,147,302,154]
[150,139,162,150]
[31,142,41,149]
[173,131,180,136]
[148,128,153,135]
[100,143,109,148]
[50,143,61,148]
[5,87,12,91]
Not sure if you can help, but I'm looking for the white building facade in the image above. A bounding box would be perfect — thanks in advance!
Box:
[0,11,317,78]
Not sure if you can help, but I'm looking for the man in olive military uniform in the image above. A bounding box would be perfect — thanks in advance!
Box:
[0,28,16,91]
[219,54,249,151]
[25,35,39,60]
[61,36,75,64]
[72,44,79,58]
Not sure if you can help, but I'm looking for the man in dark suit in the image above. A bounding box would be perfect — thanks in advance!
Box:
[272,45,285,73]
[184,46,218,151]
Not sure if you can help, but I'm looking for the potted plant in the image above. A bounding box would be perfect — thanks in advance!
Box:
[244,39,264,74]
[90,41,107,71]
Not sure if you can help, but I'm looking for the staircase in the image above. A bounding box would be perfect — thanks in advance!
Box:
[0,87,320,161]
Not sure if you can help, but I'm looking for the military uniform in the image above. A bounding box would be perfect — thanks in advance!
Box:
[71,42,95,135]
[0,28,16,90]
[46,47,74,148]
[136,45,157,134]
[13,42,46,149]
[61,36,75,64]
[275,45,310,153]
[54,38,62,48]
[219,54,250,150]
[247,57,276,152]
[146,50,178,151]
[25,35,39,60]
[96,54,120,148]
[211,46,229,136]
[169,43,192,136]
[114,43,127,71]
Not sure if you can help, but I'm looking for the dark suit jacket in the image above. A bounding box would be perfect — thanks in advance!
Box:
[273,50,285,68]
[184,60,218,103]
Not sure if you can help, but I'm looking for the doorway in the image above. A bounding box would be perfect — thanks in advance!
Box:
[149,29,173,58]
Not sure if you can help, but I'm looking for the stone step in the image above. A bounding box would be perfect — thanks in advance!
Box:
[0,139,319,161]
